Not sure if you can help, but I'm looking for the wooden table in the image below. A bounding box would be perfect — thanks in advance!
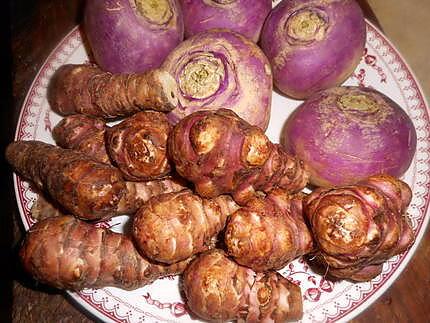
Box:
[5,0,429,322]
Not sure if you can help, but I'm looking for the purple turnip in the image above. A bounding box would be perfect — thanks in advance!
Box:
[281,86,417,187]
[261,0,366,99]
[162,29,273,130]
[84,0,184,73]
[180,0,272,42]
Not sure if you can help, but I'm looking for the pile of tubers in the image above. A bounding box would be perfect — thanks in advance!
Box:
[6,1,418,321]
[7,97,415,321]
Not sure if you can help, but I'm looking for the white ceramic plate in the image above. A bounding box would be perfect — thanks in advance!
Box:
[13,20,430,323]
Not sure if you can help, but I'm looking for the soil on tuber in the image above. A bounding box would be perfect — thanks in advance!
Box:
[225,189,314,272]
[6,141,185,220]
[48,64,178,119]
[183,249,303,322]
[169,108,309,205]
[305,174,415,281]
[133,189,239,264]
[20,216,191,290]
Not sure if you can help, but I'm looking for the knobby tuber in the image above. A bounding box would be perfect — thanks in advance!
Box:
[305,174,415,281]
[20,216,191,290]
[225,189,314,272]
[183,249,303,322]
[133,190,239,264]
[6,141,185,220]
[52,114,110,164]
[106,111,172,181]
[53,112,172,180]
[48,64,178,119]
[169,109,309,205]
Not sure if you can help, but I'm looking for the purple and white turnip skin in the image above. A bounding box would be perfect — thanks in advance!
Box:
[162,29,272,130]
[261,0,366,99]
[180,0,272,42]
[84,0,184,73]
[281,86,417,187]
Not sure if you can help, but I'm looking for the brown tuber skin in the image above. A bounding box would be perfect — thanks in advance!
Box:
[53,112,173,180]
[30,177,188,222]
[48,64,178,119]
[52,114,110,164]
[225,189,314,272]
[183,249,303,322]
[133,189,239,264]
[6,141,185,220]
[305,174,415,281]
[106,111,172,181]
[20,216,191,290]
[169,109,309,205]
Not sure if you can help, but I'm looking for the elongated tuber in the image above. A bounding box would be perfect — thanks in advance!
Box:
[6,141,185,220]
[169,108,309,205]
[225,189,314,271]
[52,114,110,164]
[305,174,415,281]
[133,189,239,264]
[20,216,191,290]
[183,249,303,322]
[105,111,172,181]
[48,64,178,119]
[30,177,187,221]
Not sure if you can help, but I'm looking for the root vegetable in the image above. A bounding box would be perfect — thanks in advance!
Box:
[48,64,178,119]
[180,0,272,42]
[225,189,313,271]
[106,111,172,180]
[6,141,185,220]
[169,109,309,205]
[183,249,303,322]
[52,114,110,164]
[281,86,417,187]
[84,0,184,73]
[53,112,173,181]
[31,178,187,221]
[20,216,191,290]
[261,0,366,99]
[31,195,64,221]
[162,29,272,130]
[133,189,239,264]
[305,174,415,281]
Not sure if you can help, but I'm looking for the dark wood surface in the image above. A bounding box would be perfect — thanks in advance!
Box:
[5,1,429,322]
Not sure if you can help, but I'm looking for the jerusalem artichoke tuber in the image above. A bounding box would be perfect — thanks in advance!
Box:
[106,111,172,181]
[183,249,303,322]
[168,109,309,205]
[133,189,239,264]
[6,141,185,220]
[52,114,110,164]
[20,216,191,290]
[225,189,314,271]
[53,112,173,180]
[48,64,178,119]
[305,174,415,281]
